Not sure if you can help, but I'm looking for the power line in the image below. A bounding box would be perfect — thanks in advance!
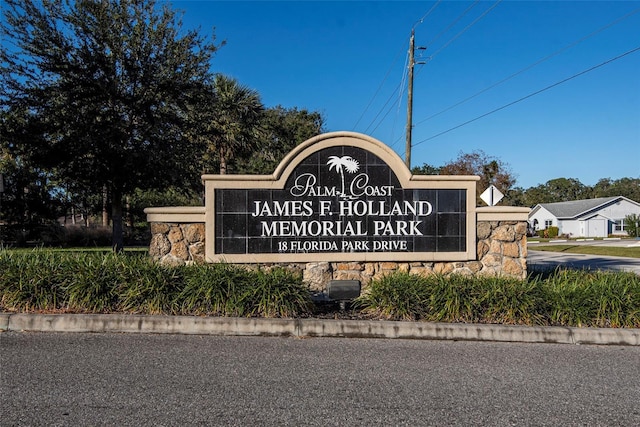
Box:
[353,45,406,130]
[363,0,498,147]
[363,79,403,134]
[414,7,640,128]
[389,0,501,148]
[354,0,442,138]
[412,45,640,148]
[413,0,441,29]
[389,50,410,144]
[426,0,502,62]
[425,0,480,49]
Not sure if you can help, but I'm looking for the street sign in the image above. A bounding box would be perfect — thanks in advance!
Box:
[480,185,504,206]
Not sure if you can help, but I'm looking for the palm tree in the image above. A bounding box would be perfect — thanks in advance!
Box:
[198,75,264,174]
[327,155,359,197]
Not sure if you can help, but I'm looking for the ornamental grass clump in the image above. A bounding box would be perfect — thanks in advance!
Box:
[541,269,640,328]
[64,253,123,312]
[472,276,547,325]
[357,269,640,327]
[116,256,184,315]
[423,274,478,323]
[355,272,430,320]
[179,264,312,318]
[0,250,181,314]
[179,263,253,316]
[0,249,313,317]
[245,267,312,318]
[0,250,68,311]
[358,272,547,325]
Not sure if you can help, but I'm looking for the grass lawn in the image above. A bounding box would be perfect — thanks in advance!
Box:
[530,244,640,259]
[3,246,148,254]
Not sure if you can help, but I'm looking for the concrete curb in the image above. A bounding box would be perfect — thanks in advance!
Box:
[1,313,639,346]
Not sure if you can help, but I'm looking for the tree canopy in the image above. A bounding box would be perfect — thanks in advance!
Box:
[233,106,325,175]
[1,0,220,249]
[427,150,516,205]
[196,74,265,175]
[412,155,639,207]
[592,177,640,202]
[1,0,636,245]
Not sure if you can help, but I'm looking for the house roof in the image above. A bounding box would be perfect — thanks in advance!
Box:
[531,196,627,219]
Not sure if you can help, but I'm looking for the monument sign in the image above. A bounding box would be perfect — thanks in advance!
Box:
[203,132,478,263]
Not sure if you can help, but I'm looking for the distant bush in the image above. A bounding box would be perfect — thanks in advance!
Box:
[536,226,559,239]
[0,224,148,247]
[624,214,639,238]
[547,226,559,238]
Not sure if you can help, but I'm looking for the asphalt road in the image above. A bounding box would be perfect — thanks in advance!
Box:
[527,239,640,274]
[2,333,640,426]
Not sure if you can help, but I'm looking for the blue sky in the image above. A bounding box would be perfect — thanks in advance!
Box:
[172,0,640,189]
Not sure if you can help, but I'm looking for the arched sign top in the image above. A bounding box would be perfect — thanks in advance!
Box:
[273,131,412,186]
[201,131,478,186]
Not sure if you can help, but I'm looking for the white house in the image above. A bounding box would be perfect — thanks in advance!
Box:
[528,196,640,238]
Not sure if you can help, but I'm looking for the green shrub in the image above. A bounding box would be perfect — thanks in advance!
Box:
[116,257,183,314]
[478,276,547,325]
[542,269,640,327]
[245,267,312,318]
[179,263,253,316]
[355,272,428,320]
[423,274,476,322]
[547,226,559,238]
[356,270,640,327]
[358,272,546,324]
[63,253,120,312]
[0,250,68,311]
[624,214,640,238]
[0,250,185,314]
[179,264,311,317]
[2,249,639,327]
[0,250,313,317]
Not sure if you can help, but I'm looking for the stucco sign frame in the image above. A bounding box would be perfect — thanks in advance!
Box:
[203,132,478,263]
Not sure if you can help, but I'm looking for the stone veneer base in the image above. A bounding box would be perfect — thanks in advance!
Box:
[148,215,529,289]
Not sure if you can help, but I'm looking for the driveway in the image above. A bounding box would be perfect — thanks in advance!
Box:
[527,239,640,274]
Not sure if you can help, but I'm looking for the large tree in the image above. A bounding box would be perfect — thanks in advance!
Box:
[197,74,264,175]
[438,150,516,205]
[0,106,62,226]
[522,178,591,205]
[1,0,219,250]
[233,106,325,175]
[411,163,442,175]
[592,177,640,203]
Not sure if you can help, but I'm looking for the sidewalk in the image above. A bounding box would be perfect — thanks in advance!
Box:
[1,313,638,346]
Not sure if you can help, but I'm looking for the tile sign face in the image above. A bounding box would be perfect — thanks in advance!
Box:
[214,146,467,255]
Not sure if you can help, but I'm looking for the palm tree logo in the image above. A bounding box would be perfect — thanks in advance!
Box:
[327,156,360,197]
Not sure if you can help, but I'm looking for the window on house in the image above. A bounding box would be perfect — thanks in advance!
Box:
[544,220,553,228]
[613,220,625,232]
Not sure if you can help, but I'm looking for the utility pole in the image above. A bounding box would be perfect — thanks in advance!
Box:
[405,29,415,169]
[405,29,425,169]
